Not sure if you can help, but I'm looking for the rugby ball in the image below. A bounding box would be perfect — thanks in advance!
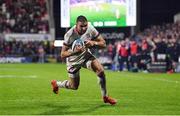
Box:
[72,39,84,51]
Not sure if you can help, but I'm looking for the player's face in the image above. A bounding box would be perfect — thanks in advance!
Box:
[76,21,88,35]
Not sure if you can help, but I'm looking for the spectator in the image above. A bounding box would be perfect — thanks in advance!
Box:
[38,45,45,63]
[0,0,49,33]
[118,40,130,71]
[129,39,139,71]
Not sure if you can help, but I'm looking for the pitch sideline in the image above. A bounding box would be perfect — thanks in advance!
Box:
[0,75,37,78]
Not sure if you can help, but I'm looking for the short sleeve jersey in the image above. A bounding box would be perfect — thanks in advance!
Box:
[63,24,99,66]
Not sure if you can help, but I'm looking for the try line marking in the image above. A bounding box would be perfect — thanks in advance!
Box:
[0,75,37,78]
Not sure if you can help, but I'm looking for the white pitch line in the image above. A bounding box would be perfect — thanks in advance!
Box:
[153,78,179,84]
[0,99,121,102]
[0,68,21,70]
[121,74,180,84]
[0,75,37,78]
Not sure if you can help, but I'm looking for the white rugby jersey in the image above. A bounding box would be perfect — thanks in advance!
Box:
[63,24,99,66]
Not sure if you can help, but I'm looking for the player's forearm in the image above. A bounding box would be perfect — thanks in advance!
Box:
[94,35,106,48]
[61,51,70,59]
[61,50,80,59]
[94,40,106,48]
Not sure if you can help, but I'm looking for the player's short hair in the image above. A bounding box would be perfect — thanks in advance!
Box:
[76,15,87,23]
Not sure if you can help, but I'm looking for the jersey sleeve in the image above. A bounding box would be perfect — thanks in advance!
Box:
[63,31,72,47]
[89,25,100,40]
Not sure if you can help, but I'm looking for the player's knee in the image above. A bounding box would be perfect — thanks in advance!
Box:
[97,71,105,78]
[95,67,104,74]
[71,85,79,90]
[70,83,79,90]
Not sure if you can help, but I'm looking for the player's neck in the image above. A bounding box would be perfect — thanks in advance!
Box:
[74,27,83,36]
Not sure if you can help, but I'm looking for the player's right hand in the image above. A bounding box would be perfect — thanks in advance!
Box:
[74,45,86,53]
[84,40,95,48]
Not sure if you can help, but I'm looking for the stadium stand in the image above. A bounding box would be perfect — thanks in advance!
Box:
[0,0,49,34]
[102,22,180,73]
[0,0,59,63]
[0,0,179,73]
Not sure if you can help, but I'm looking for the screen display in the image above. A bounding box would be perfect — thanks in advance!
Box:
[61,0,136,27]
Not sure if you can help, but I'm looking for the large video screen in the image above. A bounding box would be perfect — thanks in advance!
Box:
[61,0,136,27]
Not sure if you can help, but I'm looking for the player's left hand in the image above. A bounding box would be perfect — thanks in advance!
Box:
[84,40,95,48]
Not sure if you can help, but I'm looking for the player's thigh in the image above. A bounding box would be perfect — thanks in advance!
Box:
[69,76,80,87]
[69,71,80,87]
[67,66,80,87]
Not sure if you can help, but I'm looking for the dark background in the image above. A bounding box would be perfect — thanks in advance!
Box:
[53,0,180,38]
[140,0,180,29]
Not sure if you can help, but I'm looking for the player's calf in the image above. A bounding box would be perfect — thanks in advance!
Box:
[56,80,79,90]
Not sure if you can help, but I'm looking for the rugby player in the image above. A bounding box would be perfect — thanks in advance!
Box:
[51,15,117,105]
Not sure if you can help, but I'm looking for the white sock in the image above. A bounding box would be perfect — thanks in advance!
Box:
[57,80,70,88]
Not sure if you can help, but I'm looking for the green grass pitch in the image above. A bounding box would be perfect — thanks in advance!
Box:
[0,63,180,115]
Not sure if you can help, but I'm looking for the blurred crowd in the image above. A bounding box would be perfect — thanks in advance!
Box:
[0,22,180,72]
[98,22,180,73]
[0,0,179,72]
[0,40,56,63]
[0,0,49,34]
